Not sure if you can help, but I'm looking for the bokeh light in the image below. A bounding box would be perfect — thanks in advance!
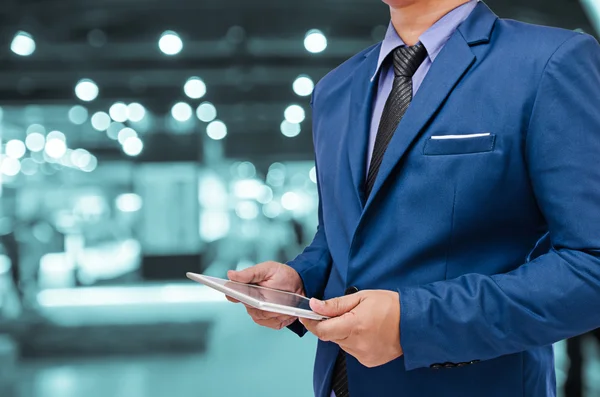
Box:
[304,29,327,53]
[27,124,45,135]
[235,201,260,220]
[159,31,183,55]
[284,104,306,124]
[171,102,193,122]
[280,120,301,138]
[71,149,92,169]
[281,191,300,210]
[68,105,88,125]
[44,139,67,159]
[196,102,217,122]
[184,77,207,99]
[207,120,227,140]
[5,140,26,159]
[80,155,98,172]
[46,130,66,142]
[1,157,21,176]
[127,103,146,122]
[26,133,45,152]
[116,194,143,213]
[109,102,129,122]
[11,31,36,56]
[75,79,99,102]
[118,127,138,145]
[293,75,314,97]
[91,112,111,131]
[107,122,125,140]
[123,137,143,156]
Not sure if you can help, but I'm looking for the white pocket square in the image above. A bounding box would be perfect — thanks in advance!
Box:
[430,133,491,140]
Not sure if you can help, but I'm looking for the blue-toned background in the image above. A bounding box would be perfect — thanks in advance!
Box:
[0,1,598,396]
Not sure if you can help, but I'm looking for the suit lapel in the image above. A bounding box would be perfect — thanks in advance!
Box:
[362,31,476,212]
[346,44,381,207]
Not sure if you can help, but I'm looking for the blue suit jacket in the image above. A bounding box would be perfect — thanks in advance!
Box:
[287,2,600,397]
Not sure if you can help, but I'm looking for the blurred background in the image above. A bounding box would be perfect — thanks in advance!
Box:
[0,0,598,396]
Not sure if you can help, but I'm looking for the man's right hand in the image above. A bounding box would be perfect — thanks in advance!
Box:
[227,261,305,330]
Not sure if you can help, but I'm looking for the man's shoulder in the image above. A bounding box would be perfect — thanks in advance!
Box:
[494,17,594,55]
[314,43,380,98]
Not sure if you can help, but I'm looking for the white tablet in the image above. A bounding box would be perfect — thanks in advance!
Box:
[186,273,328,321]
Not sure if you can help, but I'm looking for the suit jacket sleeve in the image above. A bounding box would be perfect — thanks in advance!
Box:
[398,33,600,370]
[287,87,334,337]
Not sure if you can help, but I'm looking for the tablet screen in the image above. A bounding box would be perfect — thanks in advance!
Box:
[205,276,312,311]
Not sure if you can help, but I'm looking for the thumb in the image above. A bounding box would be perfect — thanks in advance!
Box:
[310,294,362,317]
[228,263,272,284]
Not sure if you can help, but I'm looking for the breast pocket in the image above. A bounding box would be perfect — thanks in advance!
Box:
[423,133,496,156]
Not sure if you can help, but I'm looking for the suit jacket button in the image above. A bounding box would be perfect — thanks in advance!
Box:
[345,286,359,295]
[469,360,480,365]
[443,362,455,368]
[430,364,442,369]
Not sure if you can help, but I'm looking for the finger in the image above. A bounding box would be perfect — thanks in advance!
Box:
[300,312,355,342]
[227,262,274,284]
[309,294,363,317]
[280,317,298,329]
[254,318,289,330]
[246,306,284,321]
[225,296,240,303]
[246,307,295,323]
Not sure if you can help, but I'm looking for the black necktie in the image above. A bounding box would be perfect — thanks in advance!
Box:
[330,43,427,397]
[364,43,428,199]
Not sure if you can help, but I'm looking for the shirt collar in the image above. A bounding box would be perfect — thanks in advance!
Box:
[370,0,479,82]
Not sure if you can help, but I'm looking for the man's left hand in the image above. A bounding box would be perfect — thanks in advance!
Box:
[299,290,403,368]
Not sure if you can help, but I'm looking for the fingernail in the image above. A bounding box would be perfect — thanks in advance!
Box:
[311,298,324,308]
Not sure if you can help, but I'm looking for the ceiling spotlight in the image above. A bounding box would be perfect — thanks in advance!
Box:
[68,105,88,125]
[127,103,146,122]
[45,139,67,159]
[284,104,306,124]
[304,29,327,54]
[196,102,217,122]
[75,79,99,102]
[46,130,66,142]
[123,137,144,156]
[293,75,314,97]
[281,192,300,211]
[71,149,92,169]
[1,157,21,177]
[5,140,26,159]
[11,31,36,56]
[26,124,45,135]
[184,77,207,99]
[280,121,301,138]
[207,120,227,140]
[117,127,137,145]
[109,102,129,122]
[25,133,45,152]
[80,155,98,172]
[171,102,193,122]
[91,112,111,131]
[159,30,183,56]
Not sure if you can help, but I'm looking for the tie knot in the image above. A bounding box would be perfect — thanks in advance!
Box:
[393,43,428,78]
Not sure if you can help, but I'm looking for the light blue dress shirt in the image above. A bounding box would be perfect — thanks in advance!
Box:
[365,0,479,173]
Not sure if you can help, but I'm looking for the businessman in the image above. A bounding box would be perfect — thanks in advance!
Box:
[228,0,600,396]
